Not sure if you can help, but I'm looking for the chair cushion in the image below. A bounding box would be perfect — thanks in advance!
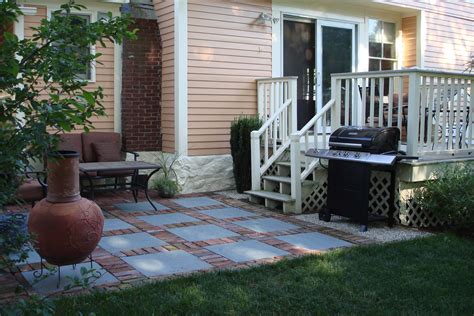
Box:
[16,178,44,202]
[58,133,83,162]
[93,142,122,162]
[82,132,121,162]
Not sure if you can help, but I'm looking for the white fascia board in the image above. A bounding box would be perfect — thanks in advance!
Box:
[174,0,188,156]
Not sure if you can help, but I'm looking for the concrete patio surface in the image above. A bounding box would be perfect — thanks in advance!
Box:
[1,191,374,299]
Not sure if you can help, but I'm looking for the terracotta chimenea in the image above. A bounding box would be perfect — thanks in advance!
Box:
[28,150,104,266]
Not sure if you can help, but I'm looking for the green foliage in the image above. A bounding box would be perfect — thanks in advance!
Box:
[414,164,474,232]
[153,177,180,198]
[152,152,180,198]
[230,116,261,193]
[0,214,30,270]
[0,0,137,208]
[0,2,135,314]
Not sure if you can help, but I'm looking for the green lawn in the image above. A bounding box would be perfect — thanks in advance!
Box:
[56,234,474,315]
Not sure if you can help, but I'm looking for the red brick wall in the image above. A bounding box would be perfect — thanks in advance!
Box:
[121,18,162,151]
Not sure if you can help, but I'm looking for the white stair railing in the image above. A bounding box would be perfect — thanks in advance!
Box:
[290,98,337,213]
[251,77,297,191]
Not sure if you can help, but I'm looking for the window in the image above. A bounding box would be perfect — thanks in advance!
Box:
[52,13,93,81]
[368,19,396,71]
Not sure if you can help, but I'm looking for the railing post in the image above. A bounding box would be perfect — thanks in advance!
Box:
[289,78,298,133]
[257,81,264,120]
[250,131,261,191]
[331,77,341,130]
[290,134,302,214]
[406,72,421,156]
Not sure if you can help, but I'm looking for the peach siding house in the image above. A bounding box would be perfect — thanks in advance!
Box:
[11,0,474,194]
[14,1,124,133]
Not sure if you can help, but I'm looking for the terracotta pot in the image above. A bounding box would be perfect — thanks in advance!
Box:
[28,150,104,266]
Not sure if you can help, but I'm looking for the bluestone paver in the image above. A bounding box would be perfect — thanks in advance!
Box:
[206,240,289,263]
[99,232,166,253]
[276,232,352,250]
[122,250,212,276]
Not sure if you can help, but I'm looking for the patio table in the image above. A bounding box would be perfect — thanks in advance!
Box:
[79,161,161,211]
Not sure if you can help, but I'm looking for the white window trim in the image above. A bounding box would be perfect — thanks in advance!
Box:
[46,7,97,83]
[365,16,401,71]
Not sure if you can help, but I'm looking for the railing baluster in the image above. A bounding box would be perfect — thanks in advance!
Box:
[388,77,394,127]
[344,79,350,126]
[322,113,327,148]
[426,76,435,151]
[434,77,442,150]
[441,79,449,150]
[447,78,456,149]
[468,79,474,148]
[397,76,403,147]
[454,78,463,149]
[460,79,469,149]
[419,76,427,152]
[264,127,269,162]
[378,78,384,127]
[369,78,375,127]
[361,77,367,126]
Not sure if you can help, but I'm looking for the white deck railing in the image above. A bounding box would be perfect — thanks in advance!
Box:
[331,68,473,156]
[252,69,473,213]
[251,77,297,190]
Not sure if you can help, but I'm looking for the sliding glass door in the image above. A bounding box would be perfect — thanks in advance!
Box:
[283,17,355,130]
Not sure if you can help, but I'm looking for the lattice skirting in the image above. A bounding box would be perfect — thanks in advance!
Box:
[302,168,443,227]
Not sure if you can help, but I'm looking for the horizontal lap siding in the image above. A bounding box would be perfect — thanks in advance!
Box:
[381,0,474,71]
[187,0,272,156]
[154,0,175,153]
[24,5,115,133]
[402,16,416,68]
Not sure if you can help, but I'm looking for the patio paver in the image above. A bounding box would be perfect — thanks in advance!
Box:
[276,232,353,250]
[172,197,224,208]
[122,250,212,277]
[9,248,42,264]
[234,218,299,233]
[137,213,200,226]
[198,207,255,219]
[103,218,134,231]
[168,224,239,242]
[2,192,373,300]
[206,240,289,263]
[115,201,168,212]
[22,262,118,294]
[99,232,167,253]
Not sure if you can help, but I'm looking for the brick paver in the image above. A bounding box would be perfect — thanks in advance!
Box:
[1,191,374,300]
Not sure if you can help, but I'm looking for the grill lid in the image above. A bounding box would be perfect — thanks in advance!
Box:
[329,126,400,154]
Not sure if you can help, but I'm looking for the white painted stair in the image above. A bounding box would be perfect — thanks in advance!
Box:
[245,156,319,214]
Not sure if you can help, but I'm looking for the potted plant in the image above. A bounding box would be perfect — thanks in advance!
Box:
[153,153,180,198]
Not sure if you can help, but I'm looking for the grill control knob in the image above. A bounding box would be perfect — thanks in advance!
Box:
[343,151,349,157]
[354,152,361,158]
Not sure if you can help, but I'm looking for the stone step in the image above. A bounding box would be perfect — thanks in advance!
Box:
[244,190,295,203]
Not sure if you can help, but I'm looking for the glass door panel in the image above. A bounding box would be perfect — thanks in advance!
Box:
[316,21,355,115]
[283,19,316,130]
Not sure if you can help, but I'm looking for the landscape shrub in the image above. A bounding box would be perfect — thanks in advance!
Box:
[415,164,474,235]
[230,116,261,193]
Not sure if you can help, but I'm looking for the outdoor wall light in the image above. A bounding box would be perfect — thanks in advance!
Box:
[257,12,279,24]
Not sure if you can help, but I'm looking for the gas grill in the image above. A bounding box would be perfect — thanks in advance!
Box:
[306,126,410,231]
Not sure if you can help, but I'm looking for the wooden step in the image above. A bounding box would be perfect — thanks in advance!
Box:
[263,175,315,187]
[262,175,291,184]
[244,190,294,203]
